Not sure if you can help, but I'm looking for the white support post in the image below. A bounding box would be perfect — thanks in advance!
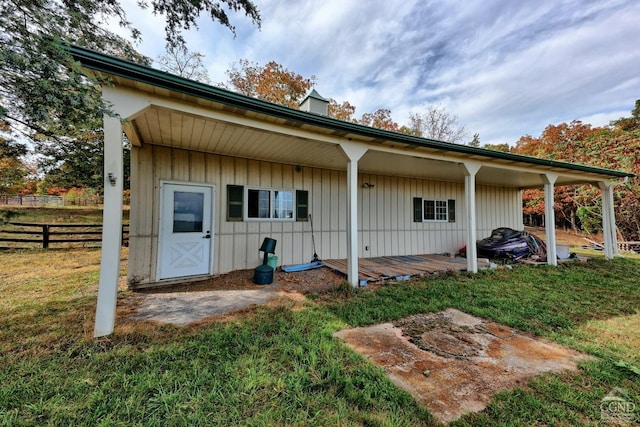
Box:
[598,181,617,259]
[541,173,558,266]
[94,114,124,337]
[460,162,482,273]
[339,142,368,287]
[608,184,619,257]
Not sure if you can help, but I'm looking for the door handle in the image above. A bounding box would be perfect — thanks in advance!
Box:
[203,231,211,239]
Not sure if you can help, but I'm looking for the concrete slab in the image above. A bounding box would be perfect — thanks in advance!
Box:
[334,308,591,423]
[134,289,276,326]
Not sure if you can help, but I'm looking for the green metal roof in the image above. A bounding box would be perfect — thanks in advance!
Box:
[69,44,634,180]
[302,88,329,103]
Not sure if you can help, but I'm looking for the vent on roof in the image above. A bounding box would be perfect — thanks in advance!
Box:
[299,89,329,116]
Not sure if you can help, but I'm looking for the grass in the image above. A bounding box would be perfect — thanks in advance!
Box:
[1,249,639,426]
[0,206,130,224]
[326,260,640,334]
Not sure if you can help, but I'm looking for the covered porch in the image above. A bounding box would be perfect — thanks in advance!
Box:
[68,45,633,338]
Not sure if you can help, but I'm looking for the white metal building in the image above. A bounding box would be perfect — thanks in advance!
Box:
[69,46,633,337]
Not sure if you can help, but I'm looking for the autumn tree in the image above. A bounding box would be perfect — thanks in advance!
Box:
[359,108,400,132]
[224,59,316,109]
[223,60,407,132]
[156,45,211,83]
[514,120,595,160]
[0,120,29,194]
[515,120,598,230]
[224,62,476,139]
[328,99,357,122]
[514,103,640,240]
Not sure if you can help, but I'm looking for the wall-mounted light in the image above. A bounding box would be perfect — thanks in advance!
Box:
[361,182,375,189]
[107,173,117,186]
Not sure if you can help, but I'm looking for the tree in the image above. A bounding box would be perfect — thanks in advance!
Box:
[156,45,211,83]
[0,120,28,194]
[468,133,480,147]
[514,120,594,161]
[407,105,467,143]
[482,143,511,152]
[224,59,316,109]
[1,0,259,199]
[611,99,640,131]
[328,99,357,122]
[359,108,400,132]
[513,102,640,240]
[144,0,261,49]
[398,125,415,136]
[222,61,406,132]
[37,130,131,193]
[0,0,260,141]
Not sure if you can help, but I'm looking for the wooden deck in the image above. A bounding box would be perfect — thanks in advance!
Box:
[322,254,468,286]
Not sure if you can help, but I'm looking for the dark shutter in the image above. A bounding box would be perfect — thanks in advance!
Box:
[227,185,244,221]
[296,190,309,221]
[448,199,456,223]
[413,197,423,222]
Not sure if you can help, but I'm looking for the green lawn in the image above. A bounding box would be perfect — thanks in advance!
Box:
[1,249,639,426]
[0,206,130,224]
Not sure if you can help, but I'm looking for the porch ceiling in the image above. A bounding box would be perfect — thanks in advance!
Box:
[358,150,556,188]
[130,105,348,171]
[127,104,614,189]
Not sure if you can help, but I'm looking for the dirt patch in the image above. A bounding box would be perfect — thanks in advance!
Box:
[334,308,591,424]
[138,266,345,295]
[525,226,601,248]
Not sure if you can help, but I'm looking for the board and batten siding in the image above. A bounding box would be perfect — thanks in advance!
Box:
[128,145,523,286]
[476,185,524,238]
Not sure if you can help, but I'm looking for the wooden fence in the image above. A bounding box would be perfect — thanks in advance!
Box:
[618,241,640,254]
[0,195,65,206]
[0,222,129,249]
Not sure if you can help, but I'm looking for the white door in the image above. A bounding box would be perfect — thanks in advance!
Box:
[158,183,214,280]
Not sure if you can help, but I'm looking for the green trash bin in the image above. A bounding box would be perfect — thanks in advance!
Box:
[253,264,273,285]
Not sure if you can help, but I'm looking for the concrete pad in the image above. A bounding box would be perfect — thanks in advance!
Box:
[334,308,591,423]
[134,289,276,326]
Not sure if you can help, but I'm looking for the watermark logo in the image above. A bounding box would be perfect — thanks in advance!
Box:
[600,387,637,425]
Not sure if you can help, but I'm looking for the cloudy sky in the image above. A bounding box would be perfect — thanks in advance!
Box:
[115,0,640,146]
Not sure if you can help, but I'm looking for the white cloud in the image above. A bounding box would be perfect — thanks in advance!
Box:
[577,110,627,127]
[108,0,640,145]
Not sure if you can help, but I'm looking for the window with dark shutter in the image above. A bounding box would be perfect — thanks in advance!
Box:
[226,185,244,221]
[416,197,454,222]
[296,190,309,221]
[448,199,456,223]
[413,197,423,222]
